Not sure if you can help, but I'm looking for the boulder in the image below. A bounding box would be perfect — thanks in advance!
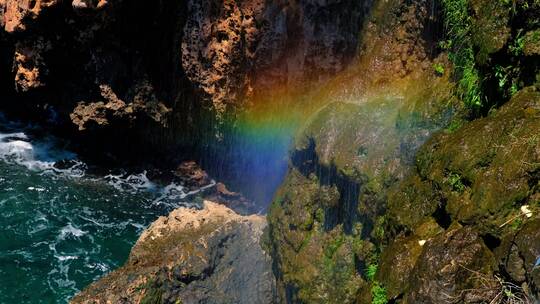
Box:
[71,201,276,304]
[405,226,498,303]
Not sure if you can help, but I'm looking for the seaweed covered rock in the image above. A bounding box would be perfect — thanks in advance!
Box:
[71,201,276,304]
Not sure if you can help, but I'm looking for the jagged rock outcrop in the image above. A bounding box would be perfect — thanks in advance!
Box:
[71,201,276,304]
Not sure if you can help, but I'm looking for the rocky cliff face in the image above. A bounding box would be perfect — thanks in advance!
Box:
[267,0,540,303]
[0,0,372,162]
[71,201,276,304]
[266,0,459,301]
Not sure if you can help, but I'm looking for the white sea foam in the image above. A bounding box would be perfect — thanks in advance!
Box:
[0,115,213,207]
[151,179,215,207]
[0,129,83,175]
[27,186,46,192]
[57,255,78,261]
[103,171,156,192]
[59,223,87,239]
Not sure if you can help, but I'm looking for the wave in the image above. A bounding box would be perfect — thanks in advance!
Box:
[0,114,215,208]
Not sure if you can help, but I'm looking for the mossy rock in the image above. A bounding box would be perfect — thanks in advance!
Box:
[524,29,540,56]
[377,218,443,300]
[404,226,498,303]
[268,168,371,303]
[387,174,442,230]
[388,87,540,236]
[470,0,511,64]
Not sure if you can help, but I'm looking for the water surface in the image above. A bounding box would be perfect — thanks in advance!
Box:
[0,117,202,303]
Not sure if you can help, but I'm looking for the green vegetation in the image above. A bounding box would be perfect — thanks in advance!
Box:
[365,263,387,304]
[510,217,523,231]
[447,173,465,192]
[509,30,526,56]
[441,0,540,113]
[494,65,519,98]
[441,0,483,109]
[433,63,445,75]
[445,120,462,133]
[366,264,378,281]
[371,282,388,304]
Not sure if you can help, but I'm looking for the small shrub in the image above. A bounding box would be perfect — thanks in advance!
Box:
[371,282,388,304]
[448,173,465,192]
[509,30,526,56]
[366,264,378,281]
[433,63,445,75]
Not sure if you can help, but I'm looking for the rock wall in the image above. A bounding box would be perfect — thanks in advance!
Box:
[0,0,373,164]
[71,201,276,304]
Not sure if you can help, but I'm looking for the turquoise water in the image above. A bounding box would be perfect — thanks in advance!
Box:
[0,118,203,303]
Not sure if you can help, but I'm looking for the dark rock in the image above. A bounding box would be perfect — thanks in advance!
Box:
[497,219,540,299]
[378,218,443,300]
[174,161,211,190]
[470,0,511,64]
[405,226,498,303]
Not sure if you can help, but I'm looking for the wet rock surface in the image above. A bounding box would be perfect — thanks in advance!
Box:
[71,201,276,304]
[378,87,540,302]
[405,225,498,303]
[267,0,540,303]
[267,0,459,302]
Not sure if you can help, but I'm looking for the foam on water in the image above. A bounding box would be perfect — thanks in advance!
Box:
[0,115,210,303]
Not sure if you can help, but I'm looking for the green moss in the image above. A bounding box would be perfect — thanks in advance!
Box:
[390,87,540,236]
